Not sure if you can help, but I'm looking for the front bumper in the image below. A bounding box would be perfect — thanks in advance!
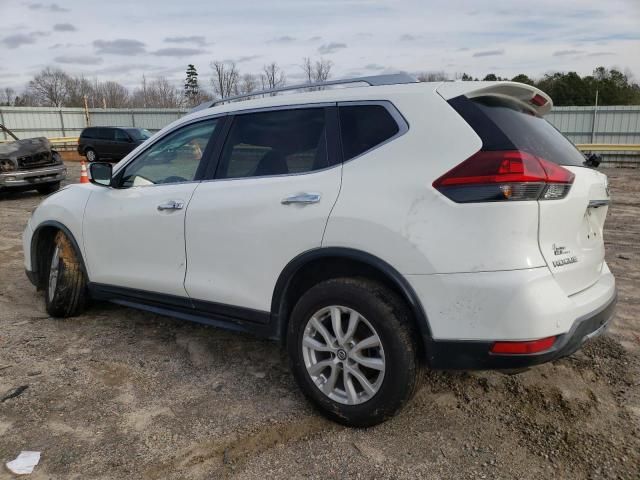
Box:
[0,164,67,188]
[427,290,617,369]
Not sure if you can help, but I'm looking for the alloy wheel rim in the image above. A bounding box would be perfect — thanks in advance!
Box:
[302,305,385,405]
[87,150,95,161]
[48,245,60,301]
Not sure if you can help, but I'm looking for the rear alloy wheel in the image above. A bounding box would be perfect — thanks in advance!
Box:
[45,231,88,318]
[288,278,419,427]
[302,305,385,405]
[85,149,97,162]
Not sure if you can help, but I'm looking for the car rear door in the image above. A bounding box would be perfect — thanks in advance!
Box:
[184,106,342,314]
[113,129,134,160]
[83,117,222,297]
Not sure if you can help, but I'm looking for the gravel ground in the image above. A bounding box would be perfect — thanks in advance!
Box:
[1,164,639,479]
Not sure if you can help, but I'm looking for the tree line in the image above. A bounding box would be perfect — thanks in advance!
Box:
[1,63,638,109]
[0,57,334,109]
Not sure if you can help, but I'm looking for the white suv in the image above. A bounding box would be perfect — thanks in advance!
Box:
[23,74,616,427]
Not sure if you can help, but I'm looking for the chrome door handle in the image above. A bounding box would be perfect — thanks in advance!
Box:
[157,200,184,211]
[281,193,322,205]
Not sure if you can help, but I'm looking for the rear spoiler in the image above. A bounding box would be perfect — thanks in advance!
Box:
[436,81,553,116]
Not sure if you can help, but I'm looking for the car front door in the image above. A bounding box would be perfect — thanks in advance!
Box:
[83,117,222,297]
[184,106,342,315]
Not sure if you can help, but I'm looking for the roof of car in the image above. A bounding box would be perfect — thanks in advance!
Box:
[186,81,439,123]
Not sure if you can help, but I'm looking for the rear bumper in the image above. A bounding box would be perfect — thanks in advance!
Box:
[427,289,617,370]
[0,164,66,188]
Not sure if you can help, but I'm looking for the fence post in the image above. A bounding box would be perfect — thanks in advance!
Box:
[591,90,598,144]
[131,111,136,127]
[0,108,6,141]
[83,95,90,126]
[58,109,66,137]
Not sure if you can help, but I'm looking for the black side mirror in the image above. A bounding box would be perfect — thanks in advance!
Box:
[584,153,601,168]
[89,162,113,187]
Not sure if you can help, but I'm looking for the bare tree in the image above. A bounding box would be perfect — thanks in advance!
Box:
[417,71,449,82]
[238,73,259,95]
[28,67,70,107]
[260,63,286,91]
[14,91,38,107]
[1,87,16,106]
[98,81,130,108]
[130,76,182,108]
[301,57,332,89]
[65,76,95,107]
[210,61,239,99]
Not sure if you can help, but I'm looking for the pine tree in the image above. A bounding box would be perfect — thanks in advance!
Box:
[184,64,199,106]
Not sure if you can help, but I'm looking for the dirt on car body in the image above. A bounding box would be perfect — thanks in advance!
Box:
[0,164,639,479]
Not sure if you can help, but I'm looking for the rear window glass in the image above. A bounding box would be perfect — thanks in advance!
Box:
[339,105,399,161]
[81,128,96,139]
[96,128,114,141]
[464,96,586,167]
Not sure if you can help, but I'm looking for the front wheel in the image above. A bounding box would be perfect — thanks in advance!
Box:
[85,148,97,162]
[45,231,88,318]
[287,278,419,427]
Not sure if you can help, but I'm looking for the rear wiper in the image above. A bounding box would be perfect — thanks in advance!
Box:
[583,153,601,168]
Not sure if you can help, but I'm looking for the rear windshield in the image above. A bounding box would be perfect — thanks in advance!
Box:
[125,128,152,141]
[450,95,586,167]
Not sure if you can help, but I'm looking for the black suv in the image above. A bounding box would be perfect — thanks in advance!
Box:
[78,127,151,162]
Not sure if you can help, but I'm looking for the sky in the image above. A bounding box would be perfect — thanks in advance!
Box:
[1,0,639,92]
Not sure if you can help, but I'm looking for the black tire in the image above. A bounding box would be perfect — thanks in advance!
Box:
[287,278,419,427]
[85,148,98,162]
[36,182,60,195]
[44,231,88,318]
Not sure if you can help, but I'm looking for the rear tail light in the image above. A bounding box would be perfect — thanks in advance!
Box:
[490,336,557,354]
[432,150,574,203]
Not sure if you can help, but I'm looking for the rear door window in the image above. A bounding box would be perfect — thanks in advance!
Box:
[339,104,400,161]
[216,108,328,179]
[96,128,114,141]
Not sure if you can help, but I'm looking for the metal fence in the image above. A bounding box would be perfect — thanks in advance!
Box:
[1,104,639,166]
[546,105,640,166]
[0,107,188,140]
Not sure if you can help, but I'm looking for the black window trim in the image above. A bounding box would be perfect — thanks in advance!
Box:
[202,103,341,182]
[111,115,229,189]
[337,100,409,164]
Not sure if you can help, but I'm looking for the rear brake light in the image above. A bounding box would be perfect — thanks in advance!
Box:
[490,336,557,354]
[432,150,574,203]
[530,94,548,107]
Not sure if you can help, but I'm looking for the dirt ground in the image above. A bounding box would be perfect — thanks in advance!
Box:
[1,164,639,479]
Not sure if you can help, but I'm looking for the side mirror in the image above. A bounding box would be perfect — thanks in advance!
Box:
[89,162,113,187]
[584,153,601,169]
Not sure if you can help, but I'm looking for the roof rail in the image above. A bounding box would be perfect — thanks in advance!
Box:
[190,73,418,113]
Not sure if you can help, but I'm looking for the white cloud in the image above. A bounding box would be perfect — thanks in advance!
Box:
[0,0,638,92]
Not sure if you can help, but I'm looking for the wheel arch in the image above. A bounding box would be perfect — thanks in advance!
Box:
[271,247,432,354]
[31,220,87,289]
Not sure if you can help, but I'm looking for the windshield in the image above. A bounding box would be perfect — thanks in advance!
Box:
[125,128,152,141]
